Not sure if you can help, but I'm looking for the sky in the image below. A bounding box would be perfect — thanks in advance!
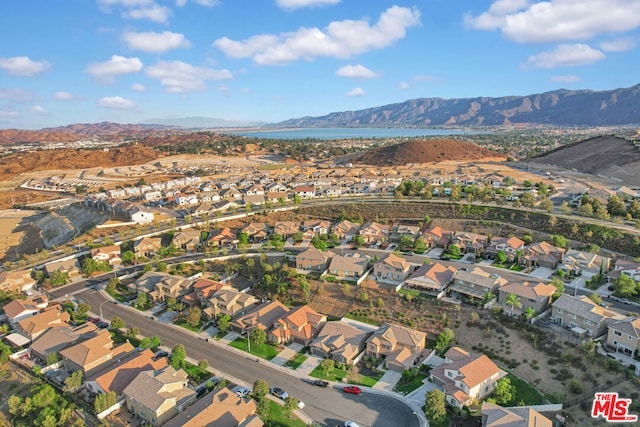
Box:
[1,0,639,129]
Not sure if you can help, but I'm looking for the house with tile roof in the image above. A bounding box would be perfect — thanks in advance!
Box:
[230,300,290,334]
[520,241,565,269]
[269,305,327,346]
[206,227,237,247]
[185,277,228,306]
[128,271,193,303]
[498,281,556,316]
[0,269,36,293]
[123,366,196,426]
[59,328,135,375]
[328,253,369,281]
[171,229,202,251]
[134,236,163,258]
[365,323,426,372]
[273,221,300,239]
[451,232,489,257]
[4,295,48,326]
[30,323,97,361]
[86,349,169,396]
[402,262,457,298]
[481,402,552,427]
[373,253,415,284]
[485,236,525,260]
[294,185,316,199]
[241,222,269,243]
[606,317,640,358]
[310,321,371,365]
[358,221,390,243]
[164,387,263,427]
[430,347,506,409]
[607,259,640,282]
[43,258,82,279]
[332,220,360,241]
[296,247,331,273]
[449,268,507,306]
[559,249,611,277]
[552,294,626,338]
[15,305,71,340]
[203,287,257,320]
[422,226,453,249]
[90,245,122,267]
[302,219,331,236]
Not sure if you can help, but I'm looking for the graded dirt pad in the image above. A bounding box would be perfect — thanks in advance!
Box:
[0,210,43,262]
[352,139,505,166]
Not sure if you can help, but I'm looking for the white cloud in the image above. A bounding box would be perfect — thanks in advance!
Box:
[213,6,420,65]
[346,87,365,97]
[600,37,635,52]
[240,87,250,94]
[30,105,50,116]
[176,0,219,6]
[145,60,233,93]
[550,75,581,83]
[131,83,147,91]
[465,0,640,44]
[123,4,172,23]
[0,108,21,119]
[397,81,410,90]
[122,31,191,53]
[85,55,143,81]
[0,88,34,102]
[275,0,341,11]
[98,96,135,109]
[0,56,51,76]
[54,91,76,101]
[524,44,605,68]
[336,64,378,79]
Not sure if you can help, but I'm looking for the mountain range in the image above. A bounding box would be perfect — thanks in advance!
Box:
[141,116,265,128]
[278,83,640,127]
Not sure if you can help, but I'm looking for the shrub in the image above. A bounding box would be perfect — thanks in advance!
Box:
[568,379,583,394]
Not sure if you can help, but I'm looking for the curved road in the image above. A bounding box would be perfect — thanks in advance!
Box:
[77,287,421,427]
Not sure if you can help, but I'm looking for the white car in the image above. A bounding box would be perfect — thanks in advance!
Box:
[297,400,305,409]
[235,387,250,398]
[344,422,360,427]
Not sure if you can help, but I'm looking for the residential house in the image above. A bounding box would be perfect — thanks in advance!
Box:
[365,323,426,372]
[359,221,390,243]
[123,366,196,426]
[43,258,82,279]
[430,347,506,409]
[373,253,414,284]
[243,194,266,207]
[451,232,489,256]
[606,317,640,357]
[245,184,265,196]
[230,301,290,334]
[498,281,556,316]
[30,323,97,361]
[60,328,135,376]
[296,247,331,273]
[128,271,193,303]
[163,388,263,427]
[204,288,257,319]
[91,245,122,267]
[241,223,269,243]
[310,321,371,365]
[0,269,36,293]
[422,226,453,249]
[302,220,331,236]
[15,305,71,340]
[294,185,316,199]
[328,253,369,281]
[520,242,565,269]
[332,220,360,241]
[391,224,421,241]
[560,249,611,277]
[269,305,327,346]
[481,402,552,427]
[192,203,214,216]
[184,278,227,307]
[175,193,199,206]
[485,236,525,260]
[128,205,155,223]
[3,295,48,326]
[221,187,243,201]
[207,227,237,247]
[266,191,286,203]
[273,221,300,239]
[87,349,169,396]
[402,262,457,298]
[552,294,626,338]
[171,229,201,251]
[134,236,163,258]
[449,267,507,305]
[607,259,640,283]
[198,191,220,203]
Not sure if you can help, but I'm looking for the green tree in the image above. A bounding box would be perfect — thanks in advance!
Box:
[495,250,507,265]
[126,327,140,338]
[170,344,187,369]
[63,370,83,391]
[300,279,311,302]
[560,201,572,215]
[446,244,461,257]
[311,235,327,251]
[550,277,565,297]
[578,202,594,217]
[493,377,515,404]
[292,231,304,243]
[186,306,202,328]
[504,293,522,316]
[217,315,230,334]
[436,328,455,352]
[352,234,365,247]
[524,307,536,320]
[110,316,126,329]
[45,351,59,366]
[589,292,602,305]
[550,234,567,248]
[49,270,70,287]
[198,359,208,373]
[413,237,427,254]
[607,195,627,217]
[76,302,91,316]
[253,379,269,400]
[539,198,554,213]
[424,390,446,422]
[319,359,335,376]
[250,328,267,346]
[398,234,414,251]
[94,391,118,413]
[628,200,640,219]
[136,291,148,308]
[613,274,638,297]
[121,250,135,265]
[238,232,249,246]
[106,277,119,293]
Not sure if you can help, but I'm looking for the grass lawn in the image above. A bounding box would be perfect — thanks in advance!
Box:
[183,362,213,384]
[503,373,546,406]
[229,338,280,361]
[284,353,308,370]
[427,413,451,427]
[394,373,428,394]
[105,287,128,303]
[398,289,434,299]
[110,329,140,347]
[263,400,306,427]
[309,365,379,386]
[174,319,204,332]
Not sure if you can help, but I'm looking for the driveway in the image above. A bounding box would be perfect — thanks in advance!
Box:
[529,266,554,279]
[373,369,402,391]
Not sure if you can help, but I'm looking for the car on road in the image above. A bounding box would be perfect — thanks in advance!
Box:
[271,387,288,400]
[621,298,631,304]
[312,379,329,387]
[235,387,251,398]
[439,255,450,261]
[88,317,101,324]
[97,321,109,329]
[343,386,361,395]
[343,422,361,427]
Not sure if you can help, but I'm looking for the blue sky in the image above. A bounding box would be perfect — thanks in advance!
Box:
[1,0,639,129]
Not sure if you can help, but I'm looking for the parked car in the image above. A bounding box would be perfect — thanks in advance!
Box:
[271,387,288,400]
[344,422,361,427]
[313,379,329,387]
[297,400,306,409]
[439,255,450,261]
[153,350,169,360]
[621,298,631,305]
[88,317,101,324]
[97,321,109,329]
[235,387,251,398]
[343,386,361,395]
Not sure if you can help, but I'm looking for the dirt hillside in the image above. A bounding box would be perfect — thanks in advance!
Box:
[352,139,505,166]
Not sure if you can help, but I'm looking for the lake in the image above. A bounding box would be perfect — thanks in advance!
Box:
[230,127,483,140]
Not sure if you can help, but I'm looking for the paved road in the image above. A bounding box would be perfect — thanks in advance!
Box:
[78,288,421,427]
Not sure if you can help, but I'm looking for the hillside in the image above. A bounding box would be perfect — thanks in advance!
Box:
[529,135,640,185]
[279,83,640,127]
[352,139,504,166]
[0,146,161,181]
[0,129,86,145]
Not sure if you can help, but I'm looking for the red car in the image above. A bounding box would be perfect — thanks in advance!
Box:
[343,386,361,395]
